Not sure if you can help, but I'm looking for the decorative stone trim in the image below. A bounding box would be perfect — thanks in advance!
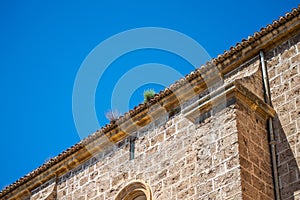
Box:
[183,80,276,123]
[115,180,152,200]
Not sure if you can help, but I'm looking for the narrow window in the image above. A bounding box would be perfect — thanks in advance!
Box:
[129,137,136,160]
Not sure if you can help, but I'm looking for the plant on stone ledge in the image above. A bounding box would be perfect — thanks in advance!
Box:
[143,89,156,103]
[105,109,120,123]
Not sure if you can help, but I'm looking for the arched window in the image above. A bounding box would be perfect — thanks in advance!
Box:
[115,181,152,200]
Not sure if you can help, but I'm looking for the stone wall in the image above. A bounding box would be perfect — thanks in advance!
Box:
[236,101,274,200]
[18,39,278,200]
[28,69,276,200]
[55,105,243,200]
[267,31,300,200]
[2,8,300,200]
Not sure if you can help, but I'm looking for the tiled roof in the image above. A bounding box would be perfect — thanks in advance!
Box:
[1,4,300,198]
[212,6,300,64]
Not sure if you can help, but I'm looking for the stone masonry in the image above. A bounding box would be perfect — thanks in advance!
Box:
[1,5,300,200]
[266,32,300,200]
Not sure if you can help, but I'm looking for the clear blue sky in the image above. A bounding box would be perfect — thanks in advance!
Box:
[0,0,298,190]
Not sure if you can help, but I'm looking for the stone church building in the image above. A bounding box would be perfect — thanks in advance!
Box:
[1,6,300,200]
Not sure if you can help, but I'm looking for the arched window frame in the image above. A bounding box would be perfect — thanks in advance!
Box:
[115,180,152,200]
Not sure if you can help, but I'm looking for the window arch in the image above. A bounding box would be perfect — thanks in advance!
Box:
[115,181,152,200]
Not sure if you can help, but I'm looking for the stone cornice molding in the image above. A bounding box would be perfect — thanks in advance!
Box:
[183,80,276,123]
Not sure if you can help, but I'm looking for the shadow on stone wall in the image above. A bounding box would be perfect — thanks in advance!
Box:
[273,116,300,200]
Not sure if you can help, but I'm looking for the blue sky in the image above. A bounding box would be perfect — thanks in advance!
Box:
[0,0,298,190]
